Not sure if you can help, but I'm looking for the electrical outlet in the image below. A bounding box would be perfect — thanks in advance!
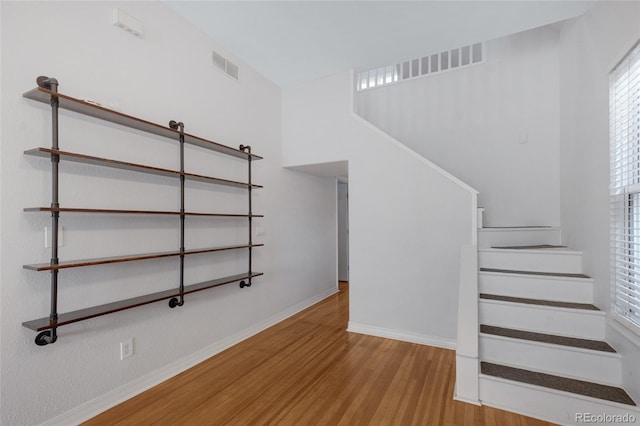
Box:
[44,226,64,248]
[120,338,133,360]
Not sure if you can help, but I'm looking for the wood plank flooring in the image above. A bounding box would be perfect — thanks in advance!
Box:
[85,283,554,425]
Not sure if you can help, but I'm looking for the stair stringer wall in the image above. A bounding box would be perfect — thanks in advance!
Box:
[282,71,477,346]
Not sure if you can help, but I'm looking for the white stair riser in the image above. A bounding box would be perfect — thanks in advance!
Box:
[480,335,622,385]
[480,375,640,426]
[479,250,582,273]
[478,228,562,249]
[479,300,606,340]
[479,272,594,303]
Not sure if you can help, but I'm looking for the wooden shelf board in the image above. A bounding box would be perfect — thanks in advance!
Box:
[23,244,264,271]
[23,87,263,160]
[22,272,264,331]
[25,148,263,189]
[24,207,264,218]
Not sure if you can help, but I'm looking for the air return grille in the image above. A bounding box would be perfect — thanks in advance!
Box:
[212,50,239,80]
[357,42,484,91]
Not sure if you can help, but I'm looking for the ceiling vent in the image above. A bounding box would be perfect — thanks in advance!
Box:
[212,50,239,80]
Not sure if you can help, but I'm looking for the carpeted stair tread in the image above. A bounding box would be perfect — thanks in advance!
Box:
[480,325,616,353]
[479,293,600,311]
[481,362,636,406]
[482,226,553,229]
[480,267,591,279]
[490,244,567,250]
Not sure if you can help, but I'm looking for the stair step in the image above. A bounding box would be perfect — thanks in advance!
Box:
[479,268,593,303]
[491,244,566,250]
[478,226,561,249]
[480,325,615,352]
[479,247,583,273]
[481,362,636,406]
[479,296,605,339]
[480,267,590,279]
[480,326,622,385]
[479,294,599,311]
[483,226,555,229]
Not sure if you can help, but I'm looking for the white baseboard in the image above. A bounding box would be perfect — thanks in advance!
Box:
[453,392,483,406]
[346,322,456,350]
[41,287,339,426]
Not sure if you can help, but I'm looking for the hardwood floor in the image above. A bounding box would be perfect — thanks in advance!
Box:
[85,282,554,425]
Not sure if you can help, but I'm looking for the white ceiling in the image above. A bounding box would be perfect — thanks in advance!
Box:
[166,1,593,87]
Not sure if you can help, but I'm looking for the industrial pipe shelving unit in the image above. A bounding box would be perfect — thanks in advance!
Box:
[21,76,263,346]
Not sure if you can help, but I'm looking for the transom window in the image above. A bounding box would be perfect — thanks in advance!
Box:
[356,43,484,91]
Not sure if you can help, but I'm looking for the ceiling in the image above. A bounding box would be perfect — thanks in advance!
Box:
[166,1,593,87]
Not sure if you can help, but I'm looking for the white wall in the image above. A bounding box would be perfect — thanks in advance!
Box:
[354,27,562,227]
[0,2,336,424]
[558,0,640,403]
[282,71,476,348]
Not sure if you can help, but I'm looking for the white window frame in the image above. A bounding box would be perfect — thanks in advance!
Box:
[610,39,640,336]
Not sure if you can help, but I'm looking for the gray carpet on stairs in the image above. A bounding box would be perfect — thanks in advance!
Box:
[480,325,616,352]
[479,267,590,279]
[491,244,567,249]
[482,226,553,229]
[480,293,600,311]
[481,362,636,406]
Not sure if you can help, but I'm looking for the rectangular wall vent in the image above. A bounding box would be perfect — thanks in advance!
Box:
[113,9,144,38]
[212,50,239,80]
[212,51,226,72]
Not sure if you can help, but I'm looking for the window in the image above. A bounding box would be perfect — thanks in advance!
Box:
[355,42,484,91]
[610,40,640,333]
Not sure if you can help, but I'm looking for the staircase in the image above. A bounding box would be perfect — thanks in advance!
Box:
[476,226,639,425]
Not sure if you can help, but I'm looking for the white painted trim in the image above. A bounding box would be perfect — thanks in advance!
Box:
[609,317,640,349]
[346,322,456,350]
[477,207,485,229]
[453,393,483,406]
[453,387,482,407]
[470,193,478,246]
[41,287,339,426]
[457,244,479,357]
[453,380,482,406]
[455,354,480,404]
